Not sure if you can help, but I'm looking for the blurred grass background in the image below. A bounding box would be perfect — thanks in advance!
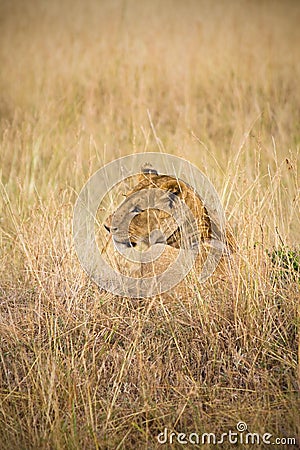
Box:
[0,0,299,448]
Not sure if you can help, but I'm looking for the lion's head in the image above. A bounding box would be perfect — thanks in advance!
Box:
[104,168,235,254]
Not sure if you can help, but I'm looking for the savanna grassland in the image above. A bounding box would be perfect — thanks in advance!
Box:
[0,0,299,448]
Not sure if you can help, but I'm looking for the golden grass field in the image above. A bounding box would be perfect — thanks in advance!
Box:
[0,0,299,448]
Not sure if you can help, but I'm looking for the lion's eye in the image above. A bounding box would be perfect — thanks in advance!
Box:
[131,205,142,213]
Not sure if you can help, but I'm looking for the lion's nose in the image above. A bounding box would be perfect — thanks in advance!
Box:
[104,224,118,233]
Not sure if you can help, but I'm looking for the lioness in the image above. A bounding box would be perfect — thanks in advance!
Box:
[101,166,236,297]
[104,168,235,255]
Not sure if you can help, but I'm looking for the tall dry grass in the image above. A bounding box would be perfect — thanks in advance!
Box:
[0,0,299,448]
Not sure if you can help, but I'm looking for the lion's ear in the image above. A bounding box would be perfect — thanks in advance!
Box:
[170,184,180,195]
[141,163,158,175]
[164,179,181,195]
[138,163,158,181]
